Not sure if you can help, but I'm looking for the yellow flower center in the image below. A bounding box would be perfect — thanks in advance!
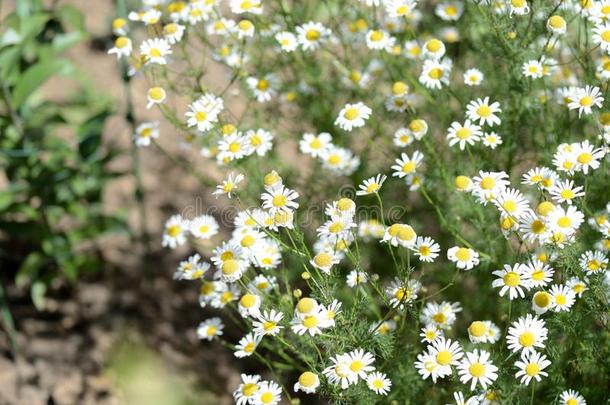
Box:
[344,107,360,120]
[260,392,273,404]
[433,312,446,324]
[298,372,317,387]
[350,360,364,372]
[477,105,492,117]
[469,362,486,378]
[580,95,594,106]
[306,29,320,40]
[426,38,442,52]
[370,30,384,42]
[469,321,487,337]
[525,363,540,376]
[296,298,316,313]
[455,175,470,190]
[314,252,333,268]
[519,331,535,347]
[503,271,520,287]
[534,292,551,307]
[242,383,258,397]
[480,177,495,190]
[537,201,555,216]
[272,195,287,208]
[115,37,129,48]
[456,127,472,140]
[512,0,526,7]
[555,294,567,305]
[436,350,452,365]
[428,68,443,79]
[548,15,565,28]
[167,225,181,237]
[455,247,471,262]
[206,326,217,336]
[577,152,592,164]
[195,111,207,122]
[302,315,318,328]
[557,216,571,228]
[602,31,610,42]
[221,259,239,275]
[256,79,269,90]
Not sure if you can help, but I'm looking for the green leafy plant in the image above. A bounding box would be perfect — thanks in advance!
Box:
[0,0,125,312]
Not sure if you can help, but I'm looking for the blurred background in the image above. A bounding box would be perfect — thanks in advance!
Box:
[0,1,242,403]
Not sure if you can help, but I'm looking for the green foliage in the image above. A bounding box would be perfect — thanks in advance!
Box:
[0,1,125,309]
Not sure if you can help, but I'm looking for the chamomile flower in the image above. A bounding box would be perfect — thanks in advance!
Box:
[213,173,245,199]
[466,97,502,126]
[567,277,589,297]
[420,58,452,89]
[233,374,261,405]
[422,38,446,59]
[472,171,510,203]
[346,270,368,287]
[230,0,262,14]
[383,223,418,248]
[335,102,372,131]
[344,349,376,384]
[467,321,491,344]
[247,76,277,103]
[482,132,503,149]
[492,263,531,299]
[245,129,273,156]
[323,353,354,389]
[494,188,529,220]
[299,132,333,157]
[522,60,544,78]
[386,277,421,309]
[234,333,261,358]
[421,301,462,330]
[420,324,444,343]
[385,0,417,18]
[252,381,282,405]
[532,291,553,314]
[134,121,160,147]
[447,120,483,150]
[415,352,446,382]
[509,0,530,15]
[111,18,128,36]
[457,349,498,390]
[506,314,548,355]
[108,36,132,58]
[140,38,171,65]
[547,15,567,35]
[275,31,298,52]
[559,390,587,405]
[574,140,605,174]
[291,309,331,336]
[412,236,441,262]
[447,246,480,270]
[296,21,330,51]
[162,214,188,249]
[310,251,340,274]
[185,94,224,132]
[579,250,608,274]
[146,86,166,109]
[593,22,610,52]
[548,205,584,235]
[197,317,224,340]
[366,29,394,51]
[393,127,415,147]
[567,85,604,117]
[236,20,255,39]
[388,148,420,177]
[550,179,585,205]
[521,260,554,287]
[427,337,464,376]
[356,174,387,196]
[174,252,207,279]
[436,2,464,20]
[294,372,320,394]
[163,22,185,44]
[237,293,262,318]
[549,284,576,312]
[464,68,484,86]
[514,351,551,385]
[367,372,392,395]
